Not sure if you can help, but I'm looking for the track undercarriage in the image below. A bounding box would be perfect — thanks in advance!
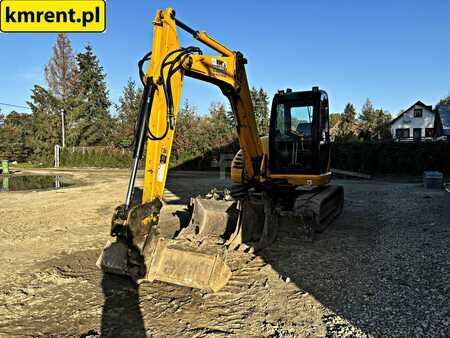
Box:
[97,185,344,292]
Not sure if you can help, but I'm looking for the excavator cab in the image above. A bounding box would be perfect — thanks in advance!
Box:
[269,87,330,176]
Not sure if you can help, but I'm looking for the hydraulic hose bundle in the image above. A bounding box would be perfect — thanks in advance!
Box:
[123,47,202,210]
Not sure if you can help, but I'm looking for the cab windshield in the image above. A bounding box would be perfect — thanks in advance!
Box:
[275,102,314,139]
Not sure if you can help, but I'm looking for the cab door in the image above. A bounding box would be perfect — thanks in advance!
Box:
[318,91,331,173]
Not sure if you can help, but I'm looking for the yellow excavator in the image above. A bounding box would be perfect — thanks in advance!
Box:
[97,8,344,292]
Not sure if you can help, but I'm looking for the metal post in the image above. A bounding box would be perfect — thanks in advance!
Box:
[1,160,9,175]
[61,110,65,148]
[2,175,9,192]
[54,145,61,168]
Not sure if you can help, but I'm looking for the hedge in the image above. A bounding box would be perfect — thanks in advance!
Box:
[49,141,450,176]
[332,141,450,175]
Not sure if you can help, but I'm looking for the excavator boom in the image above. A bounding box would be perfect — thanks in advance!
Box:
[139,8,263,206]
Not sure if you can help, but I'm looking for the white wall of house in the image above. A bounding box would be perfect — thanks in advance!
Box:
[391,104,435,139]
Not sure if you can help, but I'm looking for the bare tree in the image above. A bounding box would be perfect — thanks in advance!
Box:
[44,33,78,147]
[45,33,78,100]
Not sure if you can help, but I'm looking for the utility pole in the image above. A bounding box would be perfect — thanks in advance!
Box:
[61,110,65,148]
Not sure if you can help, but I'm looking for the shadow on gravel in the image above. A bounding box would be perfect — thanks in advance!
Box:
[259,182,450,337]
[101,273,146,337]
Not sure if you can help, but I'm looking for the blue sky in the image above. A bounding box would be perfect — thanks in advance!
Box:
[0,0,449,117]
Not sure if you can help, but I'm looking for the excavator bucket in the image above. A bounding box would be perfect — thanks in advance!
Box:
[145,238,231,292]
[98,196,237,292]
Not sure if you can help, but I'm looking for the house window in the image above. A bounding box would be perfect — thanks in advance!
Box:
[414,109,423,118]
[425,128,434,137]
[395,128,410,139]
[413,128,421,140]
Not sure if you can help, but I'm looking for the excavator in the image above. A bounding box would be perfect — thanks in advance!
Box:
[97,8,344,292]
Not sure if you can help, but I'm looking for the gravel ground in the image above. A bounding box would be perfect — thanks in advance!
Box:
[265,179,450,337]
[0,169,449,337]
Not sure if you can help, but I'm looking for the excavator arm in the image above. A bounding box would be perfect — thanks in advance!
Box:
[140,8,263,205]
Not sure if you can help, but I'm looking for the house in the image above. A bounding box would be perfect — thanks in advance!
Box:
[391,101,435,141]
[433,104,450,140]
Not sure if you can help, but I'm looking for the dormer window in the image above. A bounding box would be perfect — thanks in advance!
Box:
[414,109,423,118]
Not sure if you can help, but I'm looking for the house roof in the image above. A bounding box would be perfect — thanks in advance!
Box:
[436,104,450,136]
[390,101,434,125]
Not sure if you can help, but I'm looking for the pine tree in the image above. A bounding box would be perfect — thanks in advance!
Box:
[27,85,62,161]
[338,102,357,138]
[358,99,377,137]
[373,109,392,140]
[173,100,199,158]
[250,87,270,135]
[0,111,33,162]
[69,45,112,146]
[208,102,235,149]
[115,78,143,146]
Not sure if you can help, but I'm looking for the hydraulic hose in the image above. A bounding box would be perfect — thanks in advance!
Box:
[123,47,203,208]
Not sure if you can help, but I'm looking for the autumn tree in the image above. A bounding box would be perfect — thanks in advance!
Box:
[68,45,113,146]
[329,113,341,140]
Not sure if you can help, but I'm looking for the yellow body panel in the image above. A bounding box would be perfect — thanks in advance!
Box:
[141,7,263,203]
[231,136,332,187]
[184,55,236,88]
[142,8,183,203]
[268,173,331,186]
